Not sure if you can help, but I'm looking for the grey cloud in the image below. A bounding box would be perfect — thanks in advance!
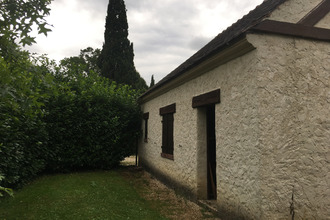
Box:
[130,0,264,83]
[128,3,206,81]
[127,0,201,54]
[78,0,108,12]
[32,0,264,85]
[126,0,149,10]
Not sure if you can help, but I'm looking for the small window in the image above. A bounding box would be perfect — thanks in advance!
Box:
[143,112,149,143]
[159,104,176,160]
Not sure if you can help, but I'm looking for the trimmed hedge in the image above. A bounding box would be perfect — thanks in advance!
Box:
[0,52,142,188]
[44,73,141,172]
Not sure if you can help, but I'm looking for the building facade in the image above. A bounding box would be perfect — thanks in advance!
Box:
[138,0,330,219]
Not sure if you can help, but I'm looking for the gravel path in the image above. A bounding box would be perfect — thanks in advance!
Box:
[120,156,221,220]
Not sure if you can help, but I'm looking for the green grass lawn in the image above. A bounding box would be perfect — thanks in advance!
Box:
[0,170,167,220]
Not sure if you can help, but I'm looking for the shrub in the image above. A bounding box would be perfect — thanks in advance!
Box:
[0,174,13,197]
[1,1,141,188]
[0,53,52,188]
[44,72,141,172]
[0,51,142,188]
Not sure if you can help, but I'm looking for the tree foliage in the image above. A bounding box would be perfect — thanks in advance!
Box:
[60,47,101,76]
[0,50,54,187]
[0,0,53,192]
[44,69,141,172]
[0,0,143,188]
[0,0,52,47]
[0,174,13,197]
[98,0,147,91]
[1,48,142,188]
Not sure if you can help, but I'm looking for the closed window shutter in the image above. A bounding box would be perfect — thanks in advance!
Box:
[167,114,174,155]
[162,116,168,152]
[143,113,149,142]
[160,103,175,160]
[162,113,174,156]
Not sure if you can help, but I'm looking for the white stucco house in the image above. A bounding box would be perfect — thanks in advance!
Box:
[138,0,330,219]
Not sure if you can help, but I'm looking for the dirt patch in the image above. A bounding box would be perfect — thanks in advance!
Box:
[119,163,221,220]
[120,155,137,166]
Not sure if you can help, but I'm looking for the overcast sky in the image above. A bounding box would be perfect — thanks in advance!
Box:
[26,0,264,84]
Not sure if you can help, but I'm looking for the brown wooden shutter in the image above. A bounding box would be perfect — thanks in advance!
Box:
[162,115,168,152]
[160,104,175,160]
[143,112,149,142]
[167,114,174,155]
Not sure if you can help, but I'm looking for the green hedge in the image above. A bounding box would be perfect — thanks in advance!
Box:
[0,52,142,188]
[0,53,50,187]
[44,73,141,172]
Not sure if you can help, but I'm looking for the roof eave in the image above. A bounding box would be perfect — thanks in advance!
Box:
[138,0,288,104]
[138,35,255,104]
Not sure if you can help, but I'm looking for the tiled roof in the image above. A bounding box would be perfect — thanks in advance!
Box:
[140,0,288,99]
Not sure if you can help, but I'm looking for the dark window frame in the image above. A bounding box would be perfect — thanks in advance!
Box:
[159,103,176,160]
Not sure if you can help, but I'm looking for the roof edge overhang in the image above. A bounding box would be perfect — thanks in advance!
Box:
[139,35,255,104]
[251,19,330,42]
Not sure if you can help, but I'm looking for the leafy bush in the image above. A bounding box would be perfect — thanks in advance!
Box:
[0,52,51,187]
[1,0,142,189]
[44,71,141,172]
[0,174,13,197]
[0,50,142,188]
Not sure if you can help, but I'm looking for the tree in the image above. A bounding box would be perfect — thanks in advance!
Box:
[0,0,52,48]
[97,0,147,90]
[0,0,53,190]
[150,75,155,88]
[79,47,101,74]
[0,0,144,189]
[59,47,101,77]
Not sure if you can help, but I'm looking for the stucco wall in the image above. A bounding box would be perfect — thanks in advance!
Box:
[139,81,201,195]
[138,1,329,219]
[139,41,263,219]
[139,32,330,219]
[269,0,321,23]
[316,11,330,29]
[210,50,261,219]
[248,33,330,220]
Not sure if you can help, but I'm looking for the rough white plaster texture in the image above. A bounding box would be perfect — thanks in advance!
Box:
[211,49,261,219]
[316,12,330,29]
[268,0,322,23]
[139,83,200,196]
[139,33,330,219]
[248,33,330,220]
[139,0,330,218]
[139,47,263,218]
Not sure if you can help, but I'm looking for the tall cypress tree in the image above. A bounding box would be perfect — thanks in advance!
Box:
[98,0,146,90]
[150,75,155,88]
